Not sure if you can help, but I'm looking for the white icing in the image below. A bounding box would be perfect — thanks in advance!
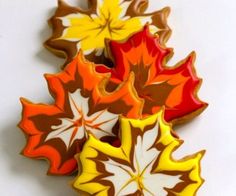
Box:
[83,48,94,55]
[118,181,138,195]
[139,17,153,25]
[91,14,98,19]
[103,122,181,195]
[95,48,104,56]
[143,173,181,196]
[59,14,84,27]
[121,16,131,21]
[119,1,132,19]
[139,18,161,33]
[149,25,160,34]
[104,159,136,195]
[45,89,118,149]
[134,124,159,173]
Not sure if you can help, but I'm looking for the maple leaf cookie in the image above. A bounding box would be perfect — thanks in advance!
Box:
[45,0,171,66]
[19,26,207,175]
[74,110,205,195]
[19,56,123,175]
[96,25,208,124]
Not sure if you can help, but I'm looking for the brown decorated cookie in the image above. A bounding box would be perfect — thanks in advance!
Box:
[45,0,171,67]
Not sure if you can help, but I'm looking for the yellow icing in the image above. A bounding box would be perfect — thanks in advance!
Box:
[74,110,205,195]
[60,0,157,54]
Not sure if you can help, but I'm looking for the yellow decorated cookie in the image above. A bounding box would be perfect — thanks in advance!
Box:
[45,0,171,66]
[73,110,205,195]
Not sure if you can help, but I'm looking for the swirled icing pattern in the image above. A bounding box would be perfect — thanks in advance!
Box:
[19,26,207,175]
[19,61,120,175]
[96,25,208,124]
[74,110,205,195]
[45,0,171,66]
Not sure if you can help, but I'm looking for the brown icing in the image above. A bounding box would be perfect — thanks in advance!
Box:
[45,0,171,67]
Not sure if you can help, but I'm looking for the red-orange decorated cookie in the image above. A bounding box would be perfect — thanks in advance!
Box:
[96,25,208,124]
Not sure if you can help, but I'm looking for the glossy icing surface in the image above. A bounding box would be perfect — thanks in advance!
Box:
[45,0,171,65]
[74,110,205,195]
[19,57,121,175]
[45,89,117,149]
[19,26,207,175]
[96,26,208,124]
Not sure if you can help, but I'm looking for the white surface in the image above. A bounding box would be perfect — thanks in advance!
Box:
[0,0,235,195]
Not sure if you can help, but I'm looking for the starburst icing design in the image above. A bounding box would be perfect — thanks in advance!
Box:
[19,64,119,175]
[45,0,171,65]
[74,110,205,195]
[45,89,117,149]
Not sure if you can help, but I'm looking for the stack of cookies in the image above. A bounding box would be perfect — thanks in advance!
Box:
[19,0,208,195]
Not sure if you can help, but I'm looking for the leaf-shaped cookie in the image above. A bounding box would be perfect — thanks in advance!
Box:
[96,25,208,124]
[45,0,171,66]
[19,53,124,175]
[19,25,206,174]
[74,110,205,195]
[19,48,146,174]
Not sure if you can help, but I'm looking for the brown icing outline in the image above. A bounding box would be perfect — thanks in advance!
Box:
[74,112,205,195]
[45,0,171,68]
[19,54,135,175]
[99,25,208,125]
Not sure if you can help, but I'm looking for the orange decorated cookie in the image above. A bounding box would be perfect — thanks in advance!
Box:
[19,57,121,175]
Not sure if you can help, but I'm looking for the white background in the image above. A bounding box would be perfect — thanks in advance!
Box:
[0,0,236,195]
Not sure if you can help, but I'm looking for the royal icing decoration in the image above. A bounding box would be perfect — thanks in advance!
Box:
[74,110,205,195]
[18,0,208,195]
[45,89,117,149]
[19,67,119,175]
[97,25,207,124]
[45,0,171,65]
[19,25,207,175]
